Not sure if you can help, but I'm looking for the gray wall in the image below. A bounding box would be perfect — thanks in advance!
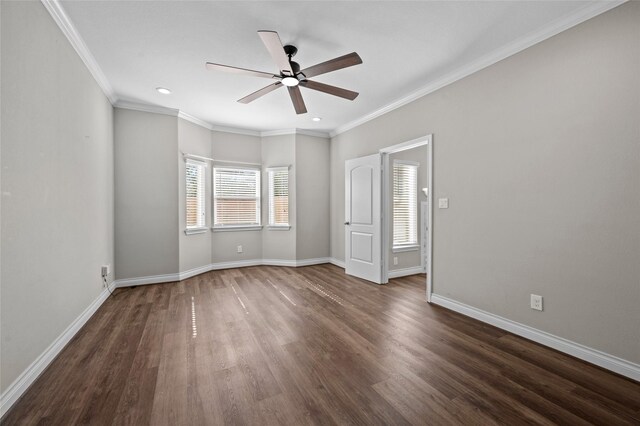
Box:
[114,109,178,279]
[388,145,429,271]
[296,134,330,261]
[211,131,263,263]
[330,3,640,363]
[1,1,114,392]
[178,118,212,273]
[262,135,296,261]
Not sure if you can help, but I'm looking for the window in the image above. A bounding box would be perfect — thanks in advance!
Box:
[267,167,289,228]
[185,160,206,232]
[213,167,261,229]
[393,160,418,249]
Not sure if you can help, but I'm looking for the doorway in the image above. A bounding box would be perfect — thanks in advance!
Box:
[344,135,433,301]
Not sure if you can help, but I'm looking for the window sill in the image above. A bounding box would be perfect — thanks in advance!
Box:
[184,227,208,235]
[212,225,262,232]
[392,244,420,253]
[267,225,291,231]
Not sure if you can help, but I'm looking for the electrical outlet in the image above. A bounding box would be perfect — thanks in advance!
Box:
[438,198,449,209]
[237,245,243,254]
[530,294,543,311]
[101,264,110,277]
[393,257,398,266]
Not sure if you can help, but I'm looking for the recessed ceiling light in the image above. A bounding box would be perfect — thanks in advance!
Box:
[312,117,322,122]
[156,87,172,95]
[281,77,299,87]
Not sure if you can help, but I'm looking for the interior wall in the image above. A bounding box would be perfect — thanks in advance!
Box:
[296,134,330,261]
[211,130,263,263]
[1,1,114,393]
[330,2,640,363]
[178,118,212,273]
[114,109,179,279]
[388,145,429,271]
[261,135,296,261]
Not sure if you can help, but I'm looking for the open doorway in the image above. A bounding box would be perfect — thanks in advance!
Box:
[343,135,433,300]
[381,135,433,301]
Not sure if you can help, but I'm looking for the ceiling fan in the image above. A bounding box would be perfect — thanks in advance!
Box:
[205,30,362,114]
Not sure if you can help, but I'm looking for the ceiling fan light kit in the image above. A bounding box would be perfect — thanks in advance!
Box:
[206,30,362,115]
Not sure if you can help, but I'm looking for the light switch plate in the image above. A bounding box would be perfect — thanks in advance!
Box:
[438,198,449,209]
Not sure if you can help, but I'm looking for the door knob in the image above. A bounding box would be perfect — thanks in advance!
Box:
[344,221,350,225]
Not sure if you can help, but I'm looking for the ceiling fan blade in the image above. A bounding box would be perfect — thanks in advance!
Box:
[206,62,277,79]
[238,82,283,104]
[300,52,362,79]
[300,80,359,101]
[257,31,293,75]
[287,86,307,114]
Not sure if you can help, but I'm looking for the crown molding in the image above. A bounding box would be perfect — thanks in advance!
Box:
[177,111,214,130]
[46,0,623,139]
[114,100,179,116]
[210,124,261,137]
[41,0,117,105]
[329,0,626,138]
[261,128,329,138]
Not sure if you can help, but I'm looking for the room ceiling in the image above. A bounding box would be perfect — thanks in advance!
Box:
[60,1,596,134]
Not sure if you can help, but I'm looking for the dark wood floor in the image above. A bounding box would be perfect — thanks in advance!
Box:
[4,264,640,425]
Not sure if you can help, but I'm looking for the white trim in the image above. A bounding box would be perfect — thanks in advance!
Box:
[431,294,640,382]
[265,166,290,172]
[116,258,333,287]
[211,225,262,232]
[184,228,207,235]
[330,1,626,138]
[41,0,117,104]
[114,272,179,287]
[210,259,263,270]
[178,111,214,131]
[267,225,291,231]
[329,257,346,269]
[388,266,426,279]
[426,137,433,302]
[261,128,329,138]
[211,124,261,137]
[392,245,420,253]
[262,259,298,267]
[178,264,215,281]
[294,257,332,267]
[0,281,117,418]
[380,136,431,154]
[114,100,178,117]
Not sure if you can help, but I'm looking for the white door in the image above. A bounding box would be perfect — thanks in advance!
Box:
[345,154,382,284]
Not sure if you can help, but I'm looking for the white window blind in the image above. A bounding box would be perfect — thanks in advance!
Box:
[267,167,289,226]
[213,167,261,227]
[393,161,418,247]
[185,160,206,229]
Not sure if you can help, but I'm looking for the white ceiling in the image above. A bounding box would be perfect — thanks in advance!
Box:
[60,0,600,133]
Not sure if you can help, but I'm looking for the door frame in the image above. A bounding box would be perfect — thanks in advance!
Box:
[380,134,433,302]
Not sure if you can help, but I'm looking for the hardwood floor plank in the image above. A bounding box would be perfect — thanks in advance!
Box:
[3,264,639,425]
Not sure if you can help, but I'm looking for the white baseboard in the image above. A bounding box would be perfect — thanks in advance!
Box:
[114,272,179,287]
[115,258,333,288]
[262,258,297,267]
[329,257,345,269]
[294,257,332,267]
[388,266,425,278]
[0,281,117,418]
[430,294,640,382]
[210,259,263,270]
[178,264,214,281]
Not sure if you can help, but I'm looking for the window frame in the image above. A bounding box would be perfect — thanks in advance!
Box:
[212,165,262,231]
[184,159,207,235]
[392,160,419,251]
[266,166,290,230]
